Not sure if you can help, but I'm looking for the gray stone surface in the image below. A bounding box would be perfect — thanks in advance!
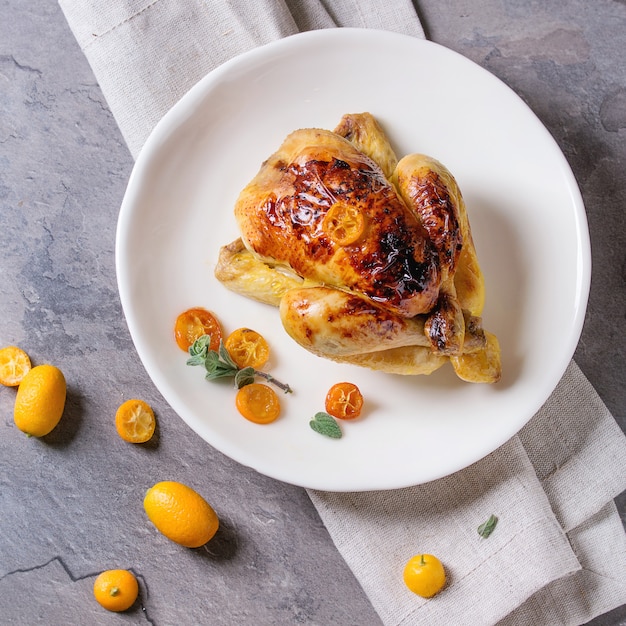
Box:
[0,1,624,624]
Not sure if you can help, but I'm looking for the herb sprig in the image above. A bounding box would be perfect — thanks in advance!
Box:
[187,335,292,394]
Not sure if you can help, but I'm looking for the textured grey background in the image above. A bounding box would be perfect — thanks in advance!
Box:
[1,0,624,624]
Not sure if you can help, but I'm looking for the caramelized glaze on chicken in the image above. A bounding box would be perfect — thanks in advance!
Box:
[234,128,440,318]
[215,113,501,383]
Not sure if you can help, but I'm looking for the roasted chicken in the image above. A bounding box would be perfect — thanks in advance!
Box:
[215,113,501,383]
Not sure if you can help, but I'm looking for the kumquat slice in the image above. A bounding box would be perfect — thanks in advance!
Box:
[235,383,281,424]
[0,346,32,387]
[325,382,364,420]
[224,328,270,369]
[323,202,365,246]
[174,307,222,353]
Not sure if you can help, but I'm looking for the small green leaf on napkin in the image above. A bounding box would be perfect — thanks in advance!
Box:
[310,412,342,439]
[478,514,498,538]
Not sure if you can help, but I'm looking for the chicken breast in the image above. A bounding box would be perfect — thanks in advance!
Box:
[233,127,441,318]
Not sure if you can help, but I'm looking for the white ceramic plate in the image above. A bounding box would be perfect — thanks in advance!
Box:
[116,28,590,491]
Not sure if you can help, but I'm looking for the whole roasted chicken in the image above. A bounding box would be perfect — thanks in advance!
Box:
[215,113,501,382]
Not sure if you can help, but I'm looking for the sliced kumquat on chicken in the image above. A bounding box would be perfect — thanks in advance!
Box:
[323,202,365,246]
[174,307,222,353]
[224,328,270,369]
[235,383,281,424]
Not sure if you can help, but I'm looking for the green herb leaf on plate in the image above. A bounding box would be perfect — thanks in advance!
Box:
[234,367,256,389]
[310,412,342,439]
[186,334,292,392]
[218,341,238,369]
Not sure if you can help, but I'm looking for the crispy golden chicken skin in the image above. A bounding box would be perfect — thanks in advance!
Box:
[215,113,501,382]
[234,128,441,318]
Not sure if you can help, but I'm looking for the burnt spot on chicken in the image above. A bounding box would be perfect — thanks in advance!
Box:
[424,291,465,355]
[362,229,439,308]
[333,158,351,170]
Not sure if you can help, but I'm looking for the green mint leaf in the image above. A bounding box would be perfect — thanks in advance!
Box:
[203,350,221,371]
[234,367,256,388]
[478,514,498,539]
[310,412,342,439]
[218,340,238,369]
[203,351,237,380]
[205,364,238,380]
[205,368,238,381]
[188,335,211,357]
[186,354,207,367]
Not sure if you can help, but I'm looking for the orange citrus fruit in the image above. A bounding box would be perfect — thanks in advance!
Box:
[93,569,139,612]
[403,553,446,598]
[0,346,31,387]
[115,399,156,443]
[174,307,222,352]
[143,481,219,548]
[13,364,66,437]
[224,328,270,369]
[325,382,364,420]
[323,202,365,246]
[235,383,280,424]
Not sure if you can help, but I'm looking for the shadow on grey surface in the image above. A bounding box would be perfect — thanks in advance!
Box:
[193,518,239,562]
[586,604,626,626]
[42,386,84,447]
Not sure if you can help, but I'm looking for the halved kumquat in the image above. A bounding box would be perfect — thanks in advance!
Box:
[115,399,156,443]
[325,382,364,420]
[0,346,31,387]
[224,328,270,369]
[174,307,222,353]
[235,383,280,424]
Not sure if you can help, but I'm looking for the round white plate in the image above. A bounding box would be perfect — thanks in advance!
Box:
[116,28,590,491]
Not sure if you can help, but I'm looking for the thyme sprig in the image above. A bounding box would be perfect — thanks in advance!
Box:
[187,335,292,394]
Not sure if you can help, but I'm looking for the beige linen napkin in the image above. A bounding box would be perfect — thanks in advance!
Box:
[58,1,626,623]
[59,0,423,159]
[309,362,626,625]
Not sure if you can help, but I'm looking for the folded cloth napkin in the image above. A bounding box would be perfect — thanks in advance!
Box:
[310,362,626,625]
[58,1,626,623]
